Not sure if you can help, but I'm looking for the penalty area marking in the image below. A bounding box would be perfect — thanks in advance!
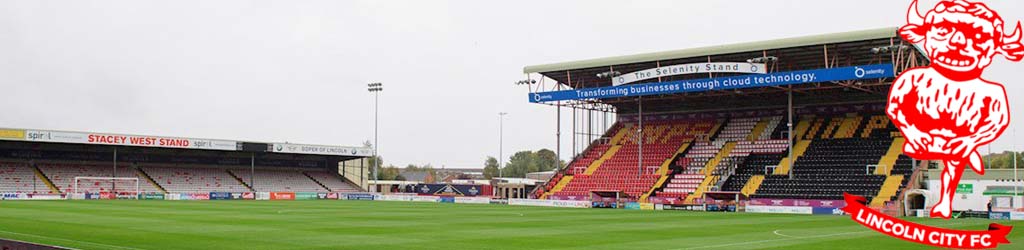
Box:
[676,231,869,250]
[0,230,145,250]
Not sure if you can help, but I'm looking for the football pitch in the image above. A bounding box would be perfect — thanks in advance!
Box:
[0,200,1022,249]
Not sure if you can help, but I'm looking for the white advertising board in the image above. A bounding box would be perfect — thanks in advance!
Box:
[613,62,767,86]
[508,199,591,208]
[454,197,491,204]
[22,130,237,151]
[272,143,372,156]
[745,205,812,215]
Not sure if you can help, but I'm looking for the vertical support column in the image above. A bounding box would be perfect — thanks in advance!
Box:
[573,106,577,157]
[638,97,643,176]
[788,85,794,180]
[251,153,256,191]
[558,71,567,171]
[113,147,118,192]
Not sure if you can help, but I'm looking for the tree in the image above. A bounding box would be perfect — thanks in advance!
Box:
[376,165,404,180]
[504,150,538,178]
[534,149,562,172]
[982,151,1024,169]
[483,157,499,179]
[363,140,383,174]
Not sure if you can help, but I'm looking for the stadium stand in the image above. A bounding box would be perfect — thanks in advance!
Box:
[551,119,716,200]
[752,112,904,201]
[0,161,49,193]
[304,171,361,193]
[232,169,330,192]
[142,165,250,193]
[37,162,161,194]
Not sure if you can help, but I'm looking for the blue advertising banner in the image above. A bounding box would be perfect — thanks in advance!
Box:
[346,193,375,201]
[528,64,894,103]
[209,192,232,200]
[990,212,1011,220]
[439,196,455,203]
[412,184,485,196]
[812,207,846,215]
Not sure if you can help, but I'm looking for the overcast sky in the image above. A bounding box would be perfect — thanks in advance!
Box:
[1,0,1022,168]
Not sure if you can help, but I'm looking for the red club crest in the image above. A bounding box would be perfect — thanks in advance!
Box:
[888,0,1021,219]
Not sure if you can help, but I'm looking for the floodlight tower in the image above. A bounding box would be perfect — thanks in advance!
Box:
[499,112,508,178]
[367,82,383,185]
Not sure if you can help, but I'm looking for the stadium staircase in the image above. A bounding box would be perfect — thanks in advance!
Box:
[31,165,61,194]
[740,175,765,196]
[640,142,691,202]
[302,172,333,191]
[135,167,168,193]
[771,140,809,175]
[746,118,770,141]
[537,124,627,199]
[540,176,572,199]
[585,145,621,175]
[649,120,720,201]
[226,170,255,191]
[833,114,863,139]
[874,138,905,175]
[867,132,908,207]
[682,117,758,203]
[870,175,905,207]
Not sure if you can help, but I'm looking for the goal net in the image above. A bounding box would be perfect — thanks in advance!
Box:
[73,177,140,200]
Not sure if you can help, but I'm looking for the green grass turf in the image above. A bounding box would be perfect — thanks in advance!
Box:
[0,200,1022,249]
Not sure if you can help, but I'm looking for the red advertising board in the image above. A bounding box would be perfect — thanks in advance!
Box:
[270,192,295,200]
[98,192,116,200]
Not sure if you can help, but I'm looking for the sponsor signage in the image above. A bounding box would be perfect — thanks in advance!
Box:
[1010,212,1024,221]
[990,212,1011,220]
[439,196,456,203]
[454,197,490,204]
[270,192,296,200]
[748,198,845,208]
[413,184,487,197]
[242,192,256,200]
[812,207,846,215]
[624,202,641,210]
[295,192,318,200]
[640,203,655,211]
[140,193,165,200]
[271,143,372,156]
[547,195,588,201]
[613,62,767,86]
[346,193,376,201]
[20,129,237,151]
[24,194,66,200]
[209,192,232,200]
[529,64,894,103]
[508,199,591,208]
[956,184,973,194]
[326,193,339,199]
[746,205,812,215]
[0,129,24,140]
[1,193,26,200]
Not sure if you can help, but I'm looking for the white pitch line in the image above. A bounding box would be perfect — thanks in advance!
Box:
[0,230,145,250]
[675,231,869,250]
[772,230,796,238]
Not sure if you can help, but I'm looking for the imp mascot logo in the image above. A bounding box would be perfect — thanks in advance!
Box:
[841,0,1021,248]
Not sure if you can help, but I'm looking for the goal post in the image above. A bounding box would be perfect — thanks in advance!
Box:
[73,177,140,199]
